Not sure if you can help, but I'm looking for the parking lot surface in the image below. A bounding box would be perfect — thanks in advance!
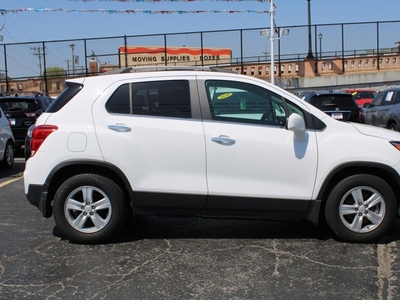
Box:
[1,160,400,299]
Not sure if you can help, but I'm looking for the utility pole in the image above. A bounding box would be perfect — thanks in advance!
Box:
[31,46,45,75]
[69,44,75,75]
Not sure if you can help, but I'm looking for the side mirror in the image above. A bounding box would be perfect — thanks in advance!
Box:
[287,113,306,132]
[287,113,307,142]
[363,103,371,108]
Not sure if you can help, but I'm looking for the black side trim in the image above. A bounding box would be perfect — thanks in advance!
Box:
[134,192,207,209]
[207,195,310,211]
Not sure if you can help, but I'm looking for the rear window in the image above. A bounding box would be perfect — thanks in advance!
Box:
[47,82,83,113]
[310,94,356,108]
[0,98,38,112]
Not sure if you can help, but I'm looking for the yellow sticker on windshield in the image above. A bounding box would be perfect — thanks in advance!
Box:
[217,93,233,100]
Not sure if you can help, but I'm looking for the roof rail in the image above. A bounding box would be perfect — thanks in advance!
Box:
[102,65,235,75]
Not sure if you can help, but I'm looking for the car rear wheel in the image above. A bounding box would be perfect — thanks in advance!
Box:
[53,174,127,244]
[325,174,397,242]
[1,141,14,169]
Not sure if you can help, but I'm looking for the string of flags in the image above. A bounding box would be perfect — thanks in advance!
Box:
[66,0,270,2]
[0,0,274,14]
[0,8,270,14]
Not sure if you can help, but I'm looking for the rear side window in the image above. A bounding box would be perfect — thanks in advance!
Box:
[106,80,191,119]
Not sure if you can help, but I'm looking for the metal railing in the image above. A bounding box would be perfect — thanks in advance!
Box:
[0,20,399,94]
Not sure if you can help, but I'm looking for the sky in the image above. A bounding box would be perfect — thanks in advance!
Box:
[1,0,400,42]
[1,0,400,78]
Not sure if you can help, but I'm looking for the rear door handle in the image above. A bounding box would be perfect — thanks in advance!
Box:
[211,136,236,146]
[108,124,132,132]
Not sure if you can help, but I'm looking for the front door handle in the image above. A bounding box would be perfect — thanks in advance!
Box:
[108,124,132,132]
[211,136,236,146]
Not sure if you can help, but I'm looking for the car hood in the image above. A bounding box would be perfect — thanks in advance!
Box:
[352,123,400,140]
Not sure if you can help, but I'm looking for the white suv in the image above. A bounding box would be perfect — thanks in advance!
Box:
[24,66,400,244]
[0,106,15,168]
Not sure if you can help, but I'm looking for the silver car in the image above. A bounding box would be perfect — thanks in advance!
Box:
[364,87,400,131]
[0,106,15,168]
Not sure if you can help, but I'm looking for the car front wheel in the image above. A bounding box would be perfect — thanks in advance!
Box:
[53,174,127,244]
[325,174,397,242]
[389,123,399,131]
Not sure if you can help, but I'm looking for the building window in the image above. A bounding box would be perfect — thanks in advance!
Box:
[258,67,262,75]
[288,64,292,73]
[379,59,382,67]
[351,61,355,69]
[280,65,284,74]
[386,58,389,67]
[235,68,240,74]
[321,63,325,70]
[266,66,269,74]
[372,59,376,67]
[243,68,247,75]
[250,67,255,76]
[295,64,299,72]
[393,58,396,66]
[274,65,277,74]
[358,60,362,68]
[365,59,369,68]
[344,61,348,70]
[328,62,332,70]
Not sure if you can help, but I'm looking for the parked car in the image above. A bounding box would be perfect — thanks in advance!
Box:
[0,92,53,152]
[300,90,364,123]
[363,87,400,131]
[0,106,15,168]
[343,88,378,107]
[24,66,400,244]
[24,124,35,160]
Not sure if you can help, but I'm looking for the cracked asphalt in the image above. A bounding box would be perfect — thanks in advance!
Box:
[1,158,400,299]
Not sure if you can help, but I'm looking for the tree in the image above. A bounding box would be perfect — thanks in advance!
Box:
[46,66,66,77]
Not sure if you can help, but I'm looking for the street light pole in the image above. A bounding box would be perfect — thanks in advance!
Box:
[306,0,314,58]
[318,33,323,60]
[269,0,275,85]
[260,0,289,85]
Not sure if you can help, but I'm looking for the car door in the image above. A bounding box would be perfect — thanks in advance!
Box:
[198,78,318,211]
[364,90,393,127]
[92,76,208,209]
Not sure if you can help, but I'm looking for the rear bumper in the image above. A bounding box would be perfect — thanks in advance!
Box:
[26,183,52,218]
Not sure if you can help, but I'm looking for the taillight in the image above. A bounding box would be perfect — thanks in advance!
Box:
[358,108,365,123]
[30,125,58,156]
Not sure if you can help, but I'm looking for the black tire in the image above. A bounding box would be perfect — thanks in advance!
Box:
[389,123,399,131]
[325,174,397,243]
[1,141,14,169]
[53,174,127,244]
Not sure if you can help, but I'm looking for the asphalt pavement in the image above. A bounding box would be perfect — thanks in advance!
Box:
[1,158,400,299]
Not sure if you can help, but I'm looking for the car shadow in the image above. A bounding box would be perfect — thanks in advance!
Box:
[53,215,400,245]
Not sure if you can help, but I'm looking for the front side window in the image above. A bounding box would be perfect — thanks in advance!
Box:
[372,91,391,106]
[106,80,191,119]
[205,80,304,127]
